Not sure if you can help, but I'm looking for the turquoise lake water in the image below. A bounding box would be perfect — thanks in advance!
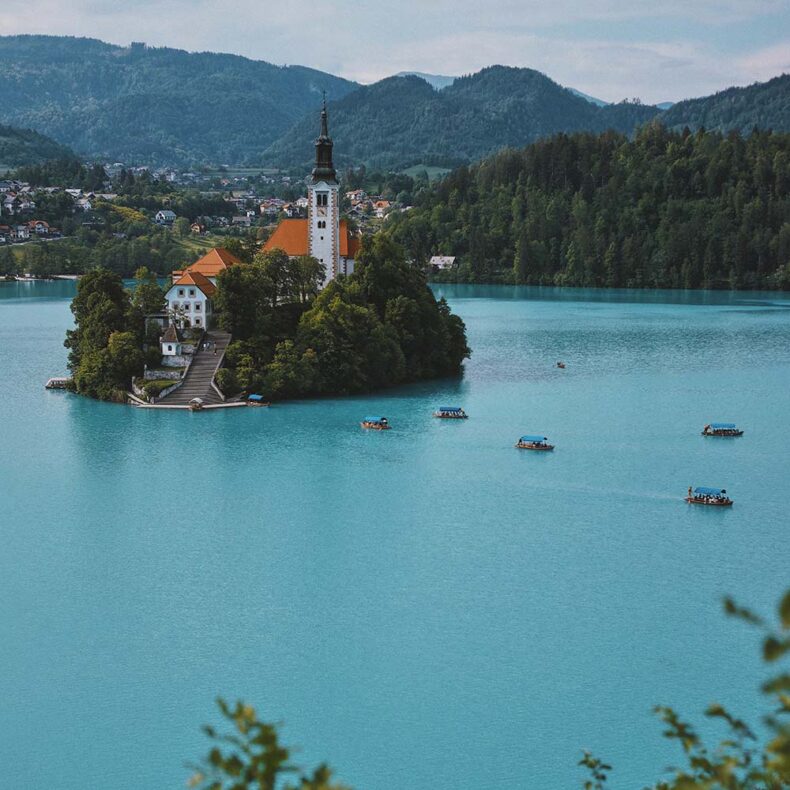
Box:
[1,280,789,789]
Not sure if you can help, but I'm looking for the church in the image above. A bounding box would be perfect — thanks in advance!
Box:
[262,101,359,286]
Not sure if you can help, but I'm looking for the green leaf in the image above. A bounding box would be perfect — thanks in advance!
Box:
[780,590,790,630]
[764,636,790,662]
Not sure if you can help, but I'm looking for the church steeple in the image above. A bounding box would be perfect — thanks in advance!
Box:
[311,95,337,184]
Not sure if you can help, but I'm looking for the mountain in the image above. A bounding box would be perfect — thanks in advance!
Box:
[0,35,358,166]
[661,74,790,134]
[394,71,457,90]
[0,124,76,169]
[567,88,608,107]
[264,67,661,170]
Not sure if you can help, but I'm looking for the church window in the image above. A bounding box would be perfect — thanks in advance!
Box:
[189,289,196,297]
[167,345,172,352]
[178,289,185,297]
[195,303,201,311]
[317,192,328,207]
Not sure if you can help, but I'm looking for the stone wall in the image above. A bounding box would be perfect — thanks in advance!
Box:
[144,367,185,381]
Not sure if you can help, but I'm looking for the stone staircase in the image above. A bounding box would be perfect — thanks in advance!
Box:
[158,330,231,406]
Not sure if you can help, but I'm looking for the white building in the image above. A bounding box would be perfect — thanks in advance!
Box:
[160,323,183,356]
[430,255,457,270]
[164,270,215,329]
[155,209,177,225]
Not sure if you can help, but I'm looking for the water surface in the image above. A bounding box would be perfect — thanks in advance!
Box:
[1,281,788,789]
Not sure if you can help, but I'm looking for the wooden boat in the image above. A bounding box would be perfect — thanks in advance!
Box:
[433,406,468,419]
[685,486,733,507]
[361,416,390,430]
[188,397,204,411]
[702,422,743,437]
[246,394,271,407]
[515,435,554,451]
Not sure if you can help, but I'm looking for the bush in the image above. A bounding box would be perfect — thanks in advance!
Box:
[142,378,178,400]
[214,367,239,396]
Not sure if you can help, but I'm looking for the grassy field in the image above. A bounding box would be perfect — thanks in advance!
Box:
[401,164,451,181]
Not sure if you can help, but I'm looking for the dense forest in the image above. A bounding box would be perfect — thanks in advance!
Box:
[0,35,356,165]
[663,74,790,136]
[265,68,662,171]
[215,236,469,399]
[386,124,790,290]
[0,124,75,167]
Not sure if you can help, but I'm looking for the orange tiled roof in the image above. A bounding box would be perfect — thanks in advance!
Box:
[172,269,216,297]
[172,247,242,279]
[263,218,360,259]
[262,219,309,256]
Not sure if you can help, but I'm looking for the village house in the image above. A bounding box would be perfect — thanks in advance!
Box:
[430,255,457,270]
[28,219,50,235]
[155,209,177,225]
[373,199,391,218]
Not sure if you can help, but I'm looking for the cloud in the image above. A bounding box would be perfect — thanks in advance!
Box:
[736,41,790,81]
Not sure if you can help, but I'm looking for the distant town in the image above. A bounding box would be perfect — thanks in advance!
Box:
[0,164,417,254]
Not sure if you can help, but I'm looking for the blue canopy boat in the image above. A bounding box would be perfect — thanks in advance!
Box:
[361,415,390,430]
[686,486,733,506]
[246,393,270,406]
[515,434,554,451]
[433,406,468,419]
[702,422,743,437]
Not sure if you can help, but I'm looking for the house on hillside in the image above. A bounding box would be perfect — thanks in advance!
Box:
[373,199,391,218]
[155,209,177,225]
[430,255,456,270]
[28,220,50,236]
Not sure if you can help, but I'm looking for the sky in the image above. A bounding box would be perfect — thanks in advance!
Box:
[1,0,788,103]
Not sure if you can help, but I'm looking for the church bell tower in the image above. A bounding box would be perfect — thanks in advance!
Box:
[308,97,340,286]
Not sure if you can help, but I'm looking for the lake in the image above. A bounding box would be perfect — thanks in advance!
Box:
[1,280,788,789]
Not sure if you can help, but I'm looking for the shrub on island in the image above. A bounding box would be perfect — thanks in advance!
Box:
[215,235,470,399]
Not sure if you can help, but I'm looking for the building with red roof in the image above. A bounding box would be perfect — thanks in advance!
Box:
[262,101,360,286]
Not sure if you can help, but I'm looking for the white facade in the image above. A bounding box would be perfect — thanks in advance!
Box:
[308,179,340,288]
[165,283,212,329]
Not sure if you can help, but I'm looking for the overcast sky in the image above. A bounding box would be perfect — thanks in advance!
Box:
[1,0,788,103]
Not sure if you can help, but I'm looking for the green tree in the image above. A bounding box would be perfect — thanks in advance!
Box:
[580,589,790,789]
[189,698,350,790]
[131,266,166,316]
[173,216,191,238]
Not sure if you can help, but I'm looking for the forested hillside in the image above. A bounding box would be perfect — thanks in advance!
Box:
[264,67,661,170]
[0,124,75,168]
[662,74,790,135]
[387,124,790,290]
[0,35,357,165]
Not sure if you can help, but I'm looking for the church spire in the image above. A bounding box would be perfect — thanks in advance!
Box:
[311,94,336,184]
